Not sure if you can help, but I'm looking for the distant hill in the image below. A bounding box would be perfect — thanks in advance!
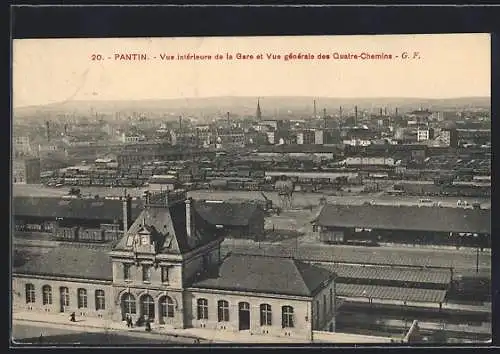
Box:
[14,96,491,119]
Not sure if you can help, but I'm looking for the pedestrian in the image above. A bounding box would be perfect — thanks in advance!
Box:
[145,319,151,332]
[38,333,43,344]
[69,312,76,322]
[125,315,130,328]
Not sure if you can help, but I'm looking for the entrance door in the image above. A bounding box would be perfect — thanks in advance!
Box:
[238,302,250,330]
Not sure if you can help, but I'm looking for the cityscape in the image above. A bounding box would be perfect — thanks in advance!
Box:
[11,35,491,345]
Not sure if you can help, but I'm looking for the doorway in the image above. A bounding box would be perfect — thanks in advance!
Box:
[238,302,250,330]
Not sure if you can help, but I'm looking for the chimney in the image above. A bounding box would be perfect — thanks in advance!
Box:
[46,121,50,142]
[380,108,383,117]
[354,106,358,125]
[122,193,132,232]
[313,100,317,118]
[339,106,342,119]
[227,112,230,128]
[395,107,399,116]
[384,107,387,116]
[179,116,182,132]
[185,198,192,239]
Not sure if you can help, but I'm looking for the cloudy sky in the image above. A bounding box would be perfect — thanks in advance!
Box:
[13,33,490,107]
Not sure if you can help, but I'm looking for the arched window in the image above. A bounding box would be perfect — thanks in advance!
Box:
[260,304,272,326]
[122,293,136,315]
[140,294,155,319]
[160,296,175,318]
[282,306,294,328]
[217,300,229,322]
[78,288,88,309]
[95,290,105,311]
[42,285,52,305]
[25,283,35,303]
[60,287,70,307]
[197,298,208,320]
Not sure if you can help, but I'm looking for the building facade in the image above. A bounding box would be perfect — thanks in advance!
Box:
[13,189,337,341]
[13,157,41,184]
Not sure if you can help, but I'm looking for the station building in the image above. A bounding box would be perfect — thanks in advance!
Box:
[13,189,336,341]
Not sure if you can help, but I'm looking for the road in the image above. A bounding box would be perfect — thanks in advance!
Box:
[12,322,197,345]
[13,184,491,209]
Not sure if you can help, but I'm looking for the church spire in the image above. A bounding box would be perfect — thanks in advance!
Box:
[256,98,262,120]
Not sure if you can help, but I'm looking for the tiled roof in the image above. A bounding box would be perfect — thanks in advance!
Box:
[336,283,447,303]
[13,244,113,281]
[13,196,143,221]
[315,204,490,234]
[193,201,261,226]
[314,264,452,285]
[191,254,335,297]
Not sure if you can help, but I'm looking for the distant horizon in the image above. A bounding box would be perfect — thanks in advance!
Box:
[13,95,492,110]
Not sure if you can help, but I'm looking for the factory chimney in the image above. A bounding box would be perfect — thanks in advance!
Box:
[380,108,383,117]
[395,107,399,116]
[46,121,50,142]
[179,116,182,132]
[122,191,132,232]
[339,106,343,119]
[313,100,317,119]
[185,198,193,241]
[323,108,327,129]
[354,106,358,125]
[227,111,230,128]
[384,107,387,116]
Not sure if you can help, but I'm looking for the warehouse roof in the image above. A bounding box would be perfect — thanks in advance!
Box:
[13,196,143,221]
[13,244,113,281]
[315,204,490,234]
[336,283,447,303]
[314,263,452,285]
[192,254,335,297]
[194,200,262,227]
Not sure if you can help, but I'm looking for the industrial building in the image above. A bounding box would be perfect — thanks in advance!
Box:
[312,204,491,248]
[13,157,41,184]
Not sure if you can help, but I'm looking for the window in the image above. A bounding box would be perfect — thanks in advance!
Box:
[25,284,35,303]
[140,294,155,319]
[122,293,136,315]
[282,306,294,328]
[123,263,131,280]
[260,304,272,326]
[160,296,175,318]
[197,298,208,320]
[78,288,88,309]
[42,285,52,305]
[142,265,152,282]
[329,288,333,312]
[161,266,170,283]
[217,300,230,322]
[95,290,105,310]
[60,287,70,307]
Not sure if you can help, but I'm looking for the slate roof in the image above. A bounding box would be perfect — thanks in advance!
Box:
[113,201,221,255]
[193,201,261,227]
[191,253,335,297]
[13,244,113,281]
[315,204,490,234]
[13,196,143,221]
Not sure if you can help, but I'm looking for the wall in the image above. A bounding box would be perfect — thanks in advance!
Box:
[182,246,220,285]
[312,279,336,332]
[112,259,183,289]
[187,289,313,341]
[13,275,113,319]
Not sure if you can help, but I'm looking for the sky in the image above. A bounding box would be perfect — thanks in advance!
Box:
[12,34,491,108]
